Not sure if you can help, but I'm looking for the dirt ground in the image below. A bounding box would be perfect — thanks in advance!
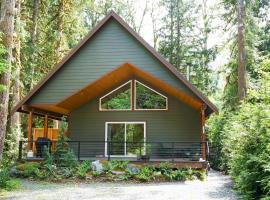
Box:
[1,170,238,200]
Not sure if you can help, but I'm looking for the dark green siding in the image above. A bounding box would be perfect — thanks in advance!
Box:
[69,96,200,143]
[29,18,197,104]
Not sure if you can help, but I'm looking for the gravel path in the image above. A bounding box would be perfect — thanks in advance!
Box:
[1,170,238,200]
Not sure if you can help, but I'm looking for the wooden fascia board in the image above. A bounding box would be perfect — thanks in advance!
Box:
[55,63,203,112]
[21,105,66,120]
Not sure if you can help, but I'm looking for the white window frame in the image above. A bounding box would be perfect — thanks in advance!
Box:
[105,121,146,157]
[99,80,132,111]
[134,80,168,111]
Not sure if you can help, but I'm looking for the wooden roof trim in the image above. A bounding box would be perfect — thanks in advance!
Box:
[13,10,217,114]
[56,63,203,112]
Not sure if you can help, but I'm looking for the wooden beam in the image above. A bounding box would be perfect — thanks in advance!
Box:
[200,105,206,160]
[27,111,33,151]
[44,115,48,138]
[132,79,135,111]
[21,105,65,120]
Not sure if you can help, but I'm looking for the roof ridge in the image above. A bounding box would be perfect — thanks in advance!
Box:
[12,10,217,114]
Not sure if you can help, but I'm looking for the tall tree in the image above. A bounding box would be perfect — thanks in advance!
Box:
[159,0,217,94]
[237,0,246,101]
[10,0,22,144]
[0,0,16,157]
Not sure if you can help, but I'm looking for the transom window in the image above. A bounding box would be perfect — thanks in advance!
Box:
[99,81,132,111]
[135,80,167,110]
[99,80,168,111]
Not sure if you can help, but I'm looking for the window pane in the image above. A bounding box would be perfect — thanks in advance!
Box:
[107,123,125,155]
[136,81,167,110]
[101,82,131,110]
[126,124,144,156]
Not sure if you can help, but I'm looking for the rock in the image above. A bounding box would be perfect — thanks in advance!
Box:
[91,160,103,173]
[126,164,140,174]
[112,170,125,175]
[10,166,18,177]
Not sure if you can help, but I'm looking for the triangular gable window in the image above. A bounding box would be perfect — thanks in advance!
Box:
[135,80,167,110]
[99,81,132,110]
[99,80,168,111]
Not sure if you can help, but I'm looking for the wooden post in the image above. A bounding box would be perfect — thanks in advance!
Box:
[27,111,33,150]
[131,79,135,111]
[200,106,206,160]
[44,115,48,138]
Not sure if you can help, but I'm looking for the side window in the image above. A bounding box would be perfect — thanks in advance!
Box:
[99,81,132,110]
[135,80,167,110]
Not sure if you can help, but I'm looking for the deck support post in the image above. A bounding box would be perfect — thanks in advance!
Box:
[200,106,206,160]
[44,115,48,138]
[27,111,33,151]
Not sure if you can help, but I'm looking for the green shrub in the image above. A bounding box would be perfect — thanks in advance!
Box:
[158,162,172,175]
[92,171,101,177]
[16,162,41,178]
[53,122,78,169]
[110,160,129,170]
[3,179,21,191]
[0,168,21,191]
[136,165,155,182]
[76,161,91,179]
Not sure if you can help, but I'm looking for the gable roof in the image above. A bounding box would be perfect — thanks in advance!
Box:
[13,11,218,115]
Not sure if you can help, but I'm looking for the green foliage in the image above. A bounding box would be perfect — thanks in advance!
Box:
[0,168,20,191]
[208,59,270,199]
[110,160,129,170]
[16,162,40,178]
[92,171,101,177]
[76,161,91,179]
[158,0,217,95]
[136,165,155,182]
[158,162,172,175]
[52,118,77,169]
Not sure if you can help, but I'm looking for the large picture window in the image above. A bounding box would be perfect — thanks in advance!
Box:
[105,122,146,157]
[99,80,168,111]
[135,80,167,110]
[99,81,132,111]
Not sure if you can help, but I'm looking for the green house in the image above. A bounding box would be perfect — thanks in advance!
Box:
[14,11,217,168]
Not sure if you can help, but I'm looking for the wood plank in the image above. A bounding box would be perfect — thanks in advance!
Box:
[27,111,33,150]
[200,106,206,160]
[44,115,48,138]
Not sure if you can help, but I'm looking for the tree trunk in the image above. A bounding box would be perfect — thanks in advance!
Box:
[169,0,173,64]
[0,0,16,157]
[237,0,246,101]
[55,0,64,61]
[10,0,22,144]
[176,0,180,70]
[30,0,40,89]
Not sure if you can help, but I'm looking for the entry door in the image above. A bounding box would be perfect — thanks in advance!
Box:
[105,122,145,156]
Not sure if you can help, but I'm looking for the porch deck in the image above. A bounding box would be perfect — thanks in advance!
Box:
[19,140,209,169]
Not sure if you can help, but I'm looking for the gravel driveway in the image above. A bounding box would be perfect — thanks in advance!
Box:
[1,170,238,200]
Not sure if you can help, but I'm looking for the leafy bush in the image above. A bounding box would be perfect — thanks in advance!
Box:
[110,160,129,170]
[136,165,155,182]
[207,59,270,199]
[16,162,41,178]
[0,167,21,191]
[76,161,91,179]
[158,162,172,175]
